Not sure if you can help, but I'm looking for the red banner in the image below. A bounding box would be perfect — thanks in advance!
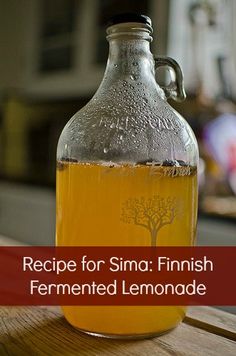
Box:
[0,246,235,305]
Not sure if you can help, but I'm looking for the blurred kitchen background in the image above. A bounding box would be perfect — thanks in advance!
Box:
[0,0,236,257]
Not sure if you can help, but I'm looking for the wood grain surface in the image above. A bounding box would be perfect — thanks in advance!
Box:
[0,306,235,356]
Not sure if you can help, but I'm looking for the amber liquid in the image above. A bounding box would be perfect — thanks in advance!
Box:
[56,161,198,337]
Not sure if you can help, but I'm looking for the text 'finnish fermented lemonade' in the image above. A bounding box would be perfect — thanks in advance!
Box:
[56,13,198,338]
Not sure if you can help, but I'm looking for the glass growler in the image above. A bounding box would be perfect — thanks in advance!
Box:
[56,14,198,338]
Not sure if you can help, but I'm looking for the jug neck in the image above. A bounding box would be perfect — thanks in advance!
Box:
[97,23,163,95]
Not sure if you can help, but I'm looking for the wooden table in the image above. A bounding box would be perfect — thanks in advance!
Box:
[0,306,235,355]
[0,237,235,355]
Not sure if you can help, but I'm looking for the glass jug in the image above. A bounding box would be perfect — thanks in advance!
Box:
[56,14,198,338]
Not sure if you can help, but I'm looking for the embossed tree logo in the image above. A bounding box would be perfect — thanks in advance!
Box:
[121,196,181,246]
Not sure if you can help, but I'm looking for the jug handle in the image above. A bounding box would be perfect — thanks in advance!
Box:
[154,56,186,102]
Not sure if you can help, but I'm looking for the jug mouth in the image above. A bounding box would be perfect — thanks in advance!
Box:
[107,13,152,28]
[106,13,153,41]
